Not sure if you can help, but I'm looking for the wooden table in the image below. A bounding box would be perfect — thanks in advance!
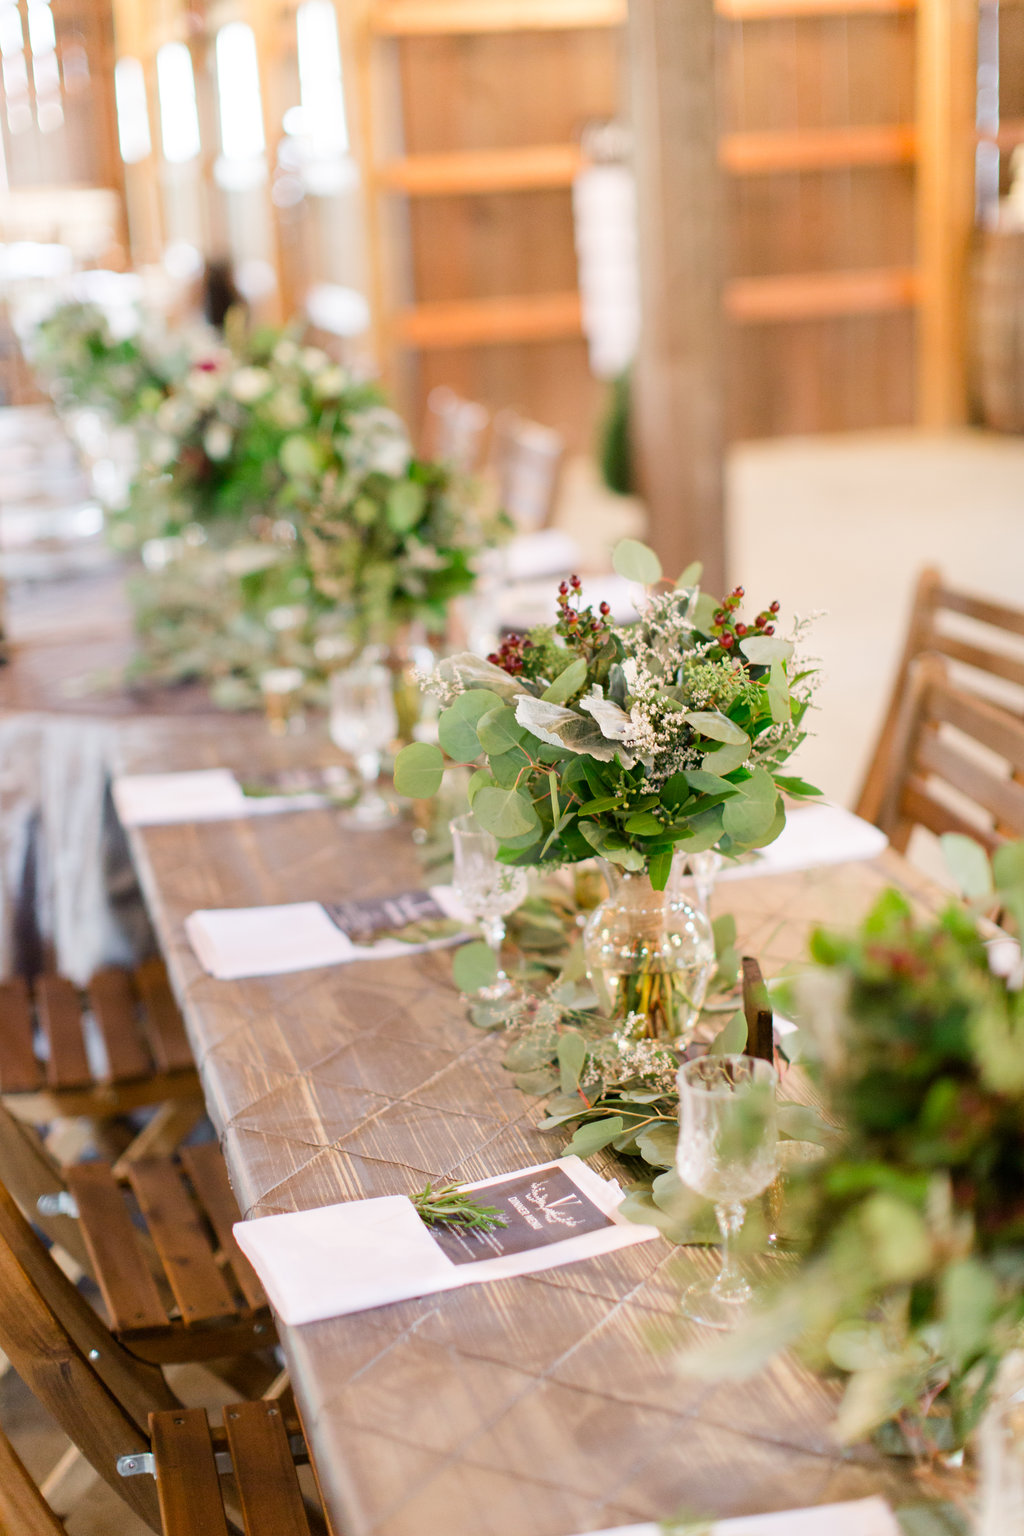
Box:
[119,720,952,1536]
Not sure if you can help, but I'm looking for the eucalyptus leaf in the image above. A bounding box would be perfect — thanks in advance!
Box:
[477,704,528,755]
[436,652,532,704]
[635,1122,679,1168]
[438,690,502,761]
[452,941,497,995]
[386,478,425,533]
[557,1030,587,1095]
[708,1009,747,1054]
[700,740,751,775]
[739,634,794,665]
[560,1115,625,1159]
[541,657,588,705]
[393,741,444,799]
[612,538,662,586]
[684,711,750,746]
[677,560,703,588]
[472,785,540,839]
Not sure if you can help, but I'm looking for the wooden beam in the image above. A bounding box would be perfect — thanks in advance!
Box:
[392,292,583,347]
[721,124,917,174]
[915,0,979,426]
[375,144,585,196]
[726,265,920,320]
[628,0,726,593]
[716,0,916,14]
[372,0,625,35]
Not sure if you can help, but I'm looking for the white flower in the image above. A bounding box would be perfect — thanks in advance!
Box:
[230,365,272,403]
[300,345,329,374]
[312,365,346,399]
[156,396,194,434]
[185,367,222,406]
[267,389,307,429]
[344,406,411,477]
[272,339,299,366]
[149,435,177,468]
[203,422,233,461]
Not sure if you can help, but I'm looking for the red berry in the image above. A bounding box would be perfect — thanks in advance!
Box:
[570,573,582,589]
[720,632,734,650]
[599,601,611,616]
[735,622,747,637]
[558,581,569,595]
[487,653,501,665]
[764,624,775,636]
[770,601,780,614]
[734,586,745,598]
[713,610,725,625]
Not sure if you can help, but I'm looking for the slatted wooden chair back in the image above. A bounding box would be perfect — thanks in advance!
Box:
[857,568,1024,827]
[150,1402,320,1536]
[875,657,1024,854]
[490,408,564,532]
[0,1097,273,1366]
[423,385,489,474]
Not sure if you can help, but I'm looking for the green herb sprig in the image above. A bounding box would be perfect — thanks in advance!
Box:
[410,1181,508,1232]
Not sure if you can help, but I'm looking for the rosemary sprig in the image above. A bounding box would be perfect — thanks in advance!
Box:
[410,1181,508,1232]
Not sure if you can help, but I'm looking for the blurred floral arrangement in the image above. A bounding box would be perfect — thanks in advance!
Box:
[682,834,1024,1459]
[395,537,818,883]
[29,301,502,705]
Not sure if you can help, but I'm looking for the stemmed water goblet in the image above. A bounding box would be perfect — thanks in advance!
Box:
[449,813,528,999]
[329,661,397,829]
[675,1053,778,1330]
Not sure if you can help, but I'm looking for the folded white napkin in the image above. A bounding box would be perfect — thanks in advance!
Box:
[114,768,330,827]
[574,1496,900,1536]
[502,529,583,582]
[233,1157,658,1325]
[185,885,470,980]
[718,803,888,881]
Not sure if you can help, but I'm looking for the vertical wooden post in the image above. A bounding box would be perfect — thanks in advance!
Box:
[627,0,726,595]
[916,0,979,426]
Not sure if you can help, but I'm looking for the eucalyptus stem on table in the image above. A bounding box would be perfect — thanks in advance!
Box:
[410,1181,508,1232]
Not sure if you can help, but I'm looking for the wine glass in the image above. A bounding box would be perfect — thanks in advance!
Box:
[449,813,528,999]
[329,662,397,828]
[676,1054,778,1329]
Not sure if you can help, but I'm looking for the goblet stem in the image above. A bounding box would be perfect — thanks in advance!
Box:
[357,750,381,799]
[711,1201,753,1306]
[476,914,515,1000]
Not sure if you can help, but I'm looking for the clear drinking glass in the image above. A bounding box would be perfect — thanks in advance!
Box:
[676,1054,778,1330]
[449,813,528,999]
[329,662,397,828]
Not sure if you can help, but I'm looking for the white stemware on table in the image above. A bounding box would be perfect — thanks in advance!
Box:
[449,813,527,999]
[676,1053,778,1330]
[328,662,397,829]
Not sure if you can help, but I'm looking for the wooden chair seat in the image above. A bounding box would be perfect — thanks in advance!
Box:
[0,957,198,1116]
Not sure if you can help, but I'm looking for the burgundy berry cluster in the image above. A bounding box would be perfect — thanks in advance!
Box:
[555,574,611,652]
[710,586,780,652]
[487,632,534,676]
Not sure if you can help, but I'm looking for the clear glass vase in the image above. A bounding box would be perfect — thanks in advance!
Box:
[583,865,715,1044]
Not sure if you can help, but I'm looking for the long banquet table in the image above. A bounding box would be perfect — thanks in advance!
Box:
[113,718,957,1536]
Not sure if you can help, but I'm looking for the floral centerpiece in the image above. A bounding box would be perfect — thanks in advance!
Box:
[395,539,817,1039]
[28,299,186,425]
[682,836,1024,1459]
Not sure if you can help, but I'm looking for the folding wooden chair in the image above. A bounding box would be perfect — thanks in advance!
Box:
[0,1099,276,1367]
[0,955,204,1172]
[873,656,1024,854]
[0,1175,321,1535]
[0,1422,67,1535]
[857,567,1024,827]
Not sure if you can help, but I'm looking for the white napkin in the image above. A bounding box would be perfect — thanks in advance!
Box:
[185,885,470,980]
[574,1497,901,1536]
[232,1157,658,1326]
[718,803,888,881]
[114,768,329,827]
[502,529,583,581]
[497,572,640,631]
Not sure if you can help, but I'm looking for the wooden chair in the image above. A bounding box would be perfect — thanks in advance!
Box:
[873,656,1024,854]
[0,956,204,1172]
[423,385,490,473]
[0,1174,319,1535]
[0,1422,67,1535]
[856,567,1024,827]
[0,1098,276,1367]
[490,408,565,532]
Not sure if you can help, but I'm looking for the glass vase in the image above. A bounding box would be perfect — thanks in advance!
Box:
[582,865,715,1044]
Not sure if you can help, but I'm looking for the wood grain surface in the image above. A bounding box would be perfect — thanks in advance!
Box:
[115,719,951,1536]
